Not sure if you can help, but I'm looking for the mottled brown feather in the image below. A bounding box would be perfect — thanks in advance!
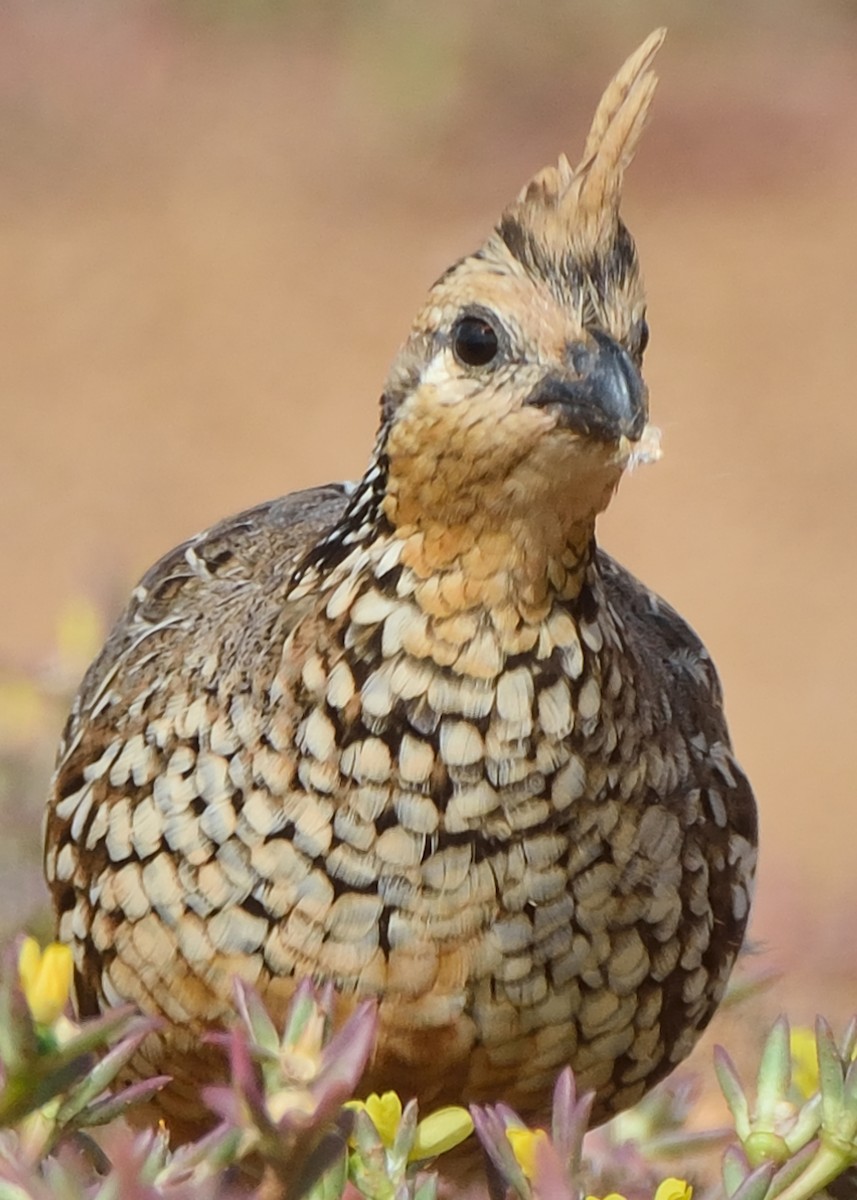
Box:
[44,33,757,1150]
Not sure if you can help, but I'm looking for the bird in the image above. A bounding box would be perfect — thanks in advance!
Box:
[43,29,757,1144]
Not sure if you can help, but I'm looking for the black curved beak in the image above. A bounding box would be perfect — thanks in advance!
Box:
[525,329,647,442]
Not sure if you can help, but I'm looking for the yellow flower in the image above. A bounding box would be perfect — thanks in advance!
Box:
[348,1092,473,1161]
[790,1026,857,1099]
[654,1180,693,1200]
[584,1193,626,1200]
[409,1105,474,1160]
[790,1026,819,1098]
[507,1127,549,1181]
[349,1091,403,1148]
[18,938,73,1026]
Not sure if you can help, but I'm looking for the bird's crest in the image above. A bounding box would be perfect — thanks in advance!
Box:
[500,29,664,260]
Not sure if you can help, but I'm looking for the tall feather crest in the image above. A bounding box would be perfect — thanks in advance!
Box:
[500,29,665,257]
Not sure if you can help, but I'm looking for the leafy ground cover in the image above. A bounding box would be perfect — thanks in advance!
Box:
[1,934,855,1200]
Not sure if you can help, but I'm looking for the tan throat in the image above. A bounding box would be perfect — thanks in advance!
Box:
[380,446,624,623]
[383,510,598,627]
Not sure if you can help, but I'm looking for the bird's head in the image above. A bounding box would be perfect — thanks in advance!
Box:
[378,32,664,568]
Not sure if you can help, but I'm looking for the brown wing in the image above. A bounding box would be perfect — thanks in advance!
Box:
[593,547,757,1085]
[44,482,350,1023]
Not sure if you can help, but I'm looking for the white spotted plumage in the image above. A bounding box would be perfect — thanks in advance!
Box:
[44,31,756,1147]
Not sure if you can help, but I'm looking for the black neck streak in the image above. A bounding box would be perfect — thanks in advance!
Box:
[291,448,393,586]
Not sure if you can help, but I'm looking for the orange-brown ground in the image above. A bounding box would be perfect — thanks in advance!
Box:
[1,0,856,1162]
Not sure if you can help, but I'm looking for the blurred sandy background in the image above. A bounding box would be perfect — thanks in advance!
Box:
[1,0,856,1123]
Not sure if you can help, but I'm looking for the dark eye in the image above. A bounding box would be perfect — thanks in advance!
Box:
[637,318,650,357]
[452,315,500,367]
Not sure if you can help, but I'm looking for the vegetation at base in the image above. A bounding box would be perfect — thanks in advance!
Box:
[0,933,855,1200]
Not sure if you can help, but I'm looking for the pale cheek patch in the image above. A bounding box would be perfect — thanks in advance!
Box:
[420,353,468,402]
[413,357,525,428]
[418,354,515,417]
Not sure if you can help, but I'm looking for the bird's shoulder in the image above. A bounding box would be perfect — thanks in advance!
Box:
[55,482,352,760]
[128,480,352,620]
[595,547,726,735]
